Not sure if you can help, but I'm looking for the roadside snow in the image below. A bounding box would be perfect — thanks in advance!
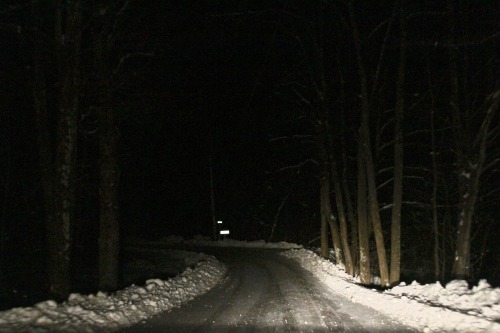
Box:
[282,248,500,333]
[0,250,226,333]
[164,235,303,249]
[2,239,499,333]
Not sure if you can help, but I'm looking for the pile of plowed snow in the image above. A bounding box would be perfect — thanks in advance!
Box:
[163,235,303,249]
[0,251,226,332]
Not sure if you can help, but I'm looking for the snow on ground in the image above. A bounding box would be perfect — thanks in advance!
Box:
[1,239,499,333]
[283,248,500,333]
[0,250,226,333]
[162,234,303,249]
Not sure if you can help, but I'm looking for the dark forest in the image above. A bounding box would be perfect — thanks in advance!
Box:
[0,0,498,308]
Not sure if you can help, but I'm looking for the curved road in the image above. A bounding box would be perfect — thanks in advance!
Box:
[121,248,416,332]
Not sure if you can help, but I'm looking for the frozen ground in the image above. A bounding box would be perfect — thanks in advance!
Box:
[0,238,498,332]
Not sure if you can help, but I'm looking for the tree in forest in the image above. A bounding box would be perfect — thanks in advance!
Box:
[89,0,148,290]
[268,0,499,284]
[90,1,124,292]
[356,134,371,285]
[446,0,500,280]
[319,152,343,264]
[348,0,391,286]
[31,0,83,298]
[30,0,133,295]
[284,1,354,273]
[390,1,407,285]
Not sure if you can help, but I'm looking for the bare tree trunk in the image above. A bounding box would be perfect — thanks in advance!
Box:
[431,104,441,281]
[338,68,358,271]
[318,122,344,265]
[428,63,441,281]
[390,2,406,285]
[96,34,120,290]
[98,102,120,291]
[446,1,499,280]
[0,112,11,275]
[320,174,343,264]
[357,136,370,285]
[209,153,217,240]
[323,114,353,274]
[362,114,390,286]
[39,0,82,298]
[330,159,354,275]
[320,178,329,259]
[31,2,57,292]
[92,5,126,291]
[452,90,499,279]
[268,193,289,242]
[344,175,358,272]
[349,0,371,284]
[349,0,389,286]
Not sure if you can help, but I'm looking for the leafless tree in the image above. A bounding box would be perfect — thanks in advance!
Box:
[31,0,83,298]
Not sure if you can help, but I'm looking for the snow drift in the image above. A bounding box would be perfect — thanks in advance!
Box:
[0,250,226,332]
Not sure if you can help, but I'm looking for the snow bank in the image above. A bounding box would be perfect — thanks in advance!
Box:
[282,248,500,333]
[0,251,226,332]
[164,235,303,249]
[388,279,500,322]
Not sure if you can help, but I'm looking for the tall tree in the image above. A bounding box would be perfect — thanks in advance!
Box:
[427,58,441,281]
[94,30,120,291]
[319,175,330,259]
[91,1,134,290]
[319,130,342,262]
[348,0,391,286]
[447,0,500,280]
[31,0,83,298]
[357,134,370,284]
[320,168,343,265]
[389,1,407,285]
[325,122,354,275]
[451,87,499,279]
[53,0,82,298]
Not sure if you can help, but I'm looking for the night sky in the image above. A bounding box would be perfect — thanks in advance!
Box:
[0,0,499,304]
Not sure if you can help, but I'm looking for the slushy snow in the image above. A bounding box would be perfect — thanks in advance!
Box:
[0,238,499,332]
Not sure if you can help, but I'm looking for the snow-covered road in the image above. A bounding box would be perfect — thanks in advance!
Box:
[121,248,415,332]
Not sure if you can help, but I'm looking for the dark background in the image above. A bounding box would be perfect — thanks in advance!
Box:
[0,0,499,308]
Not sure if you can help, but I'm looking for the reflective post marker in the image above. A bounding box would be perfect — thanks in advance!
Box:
[220,229,230,240]
[216,220,223,240]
